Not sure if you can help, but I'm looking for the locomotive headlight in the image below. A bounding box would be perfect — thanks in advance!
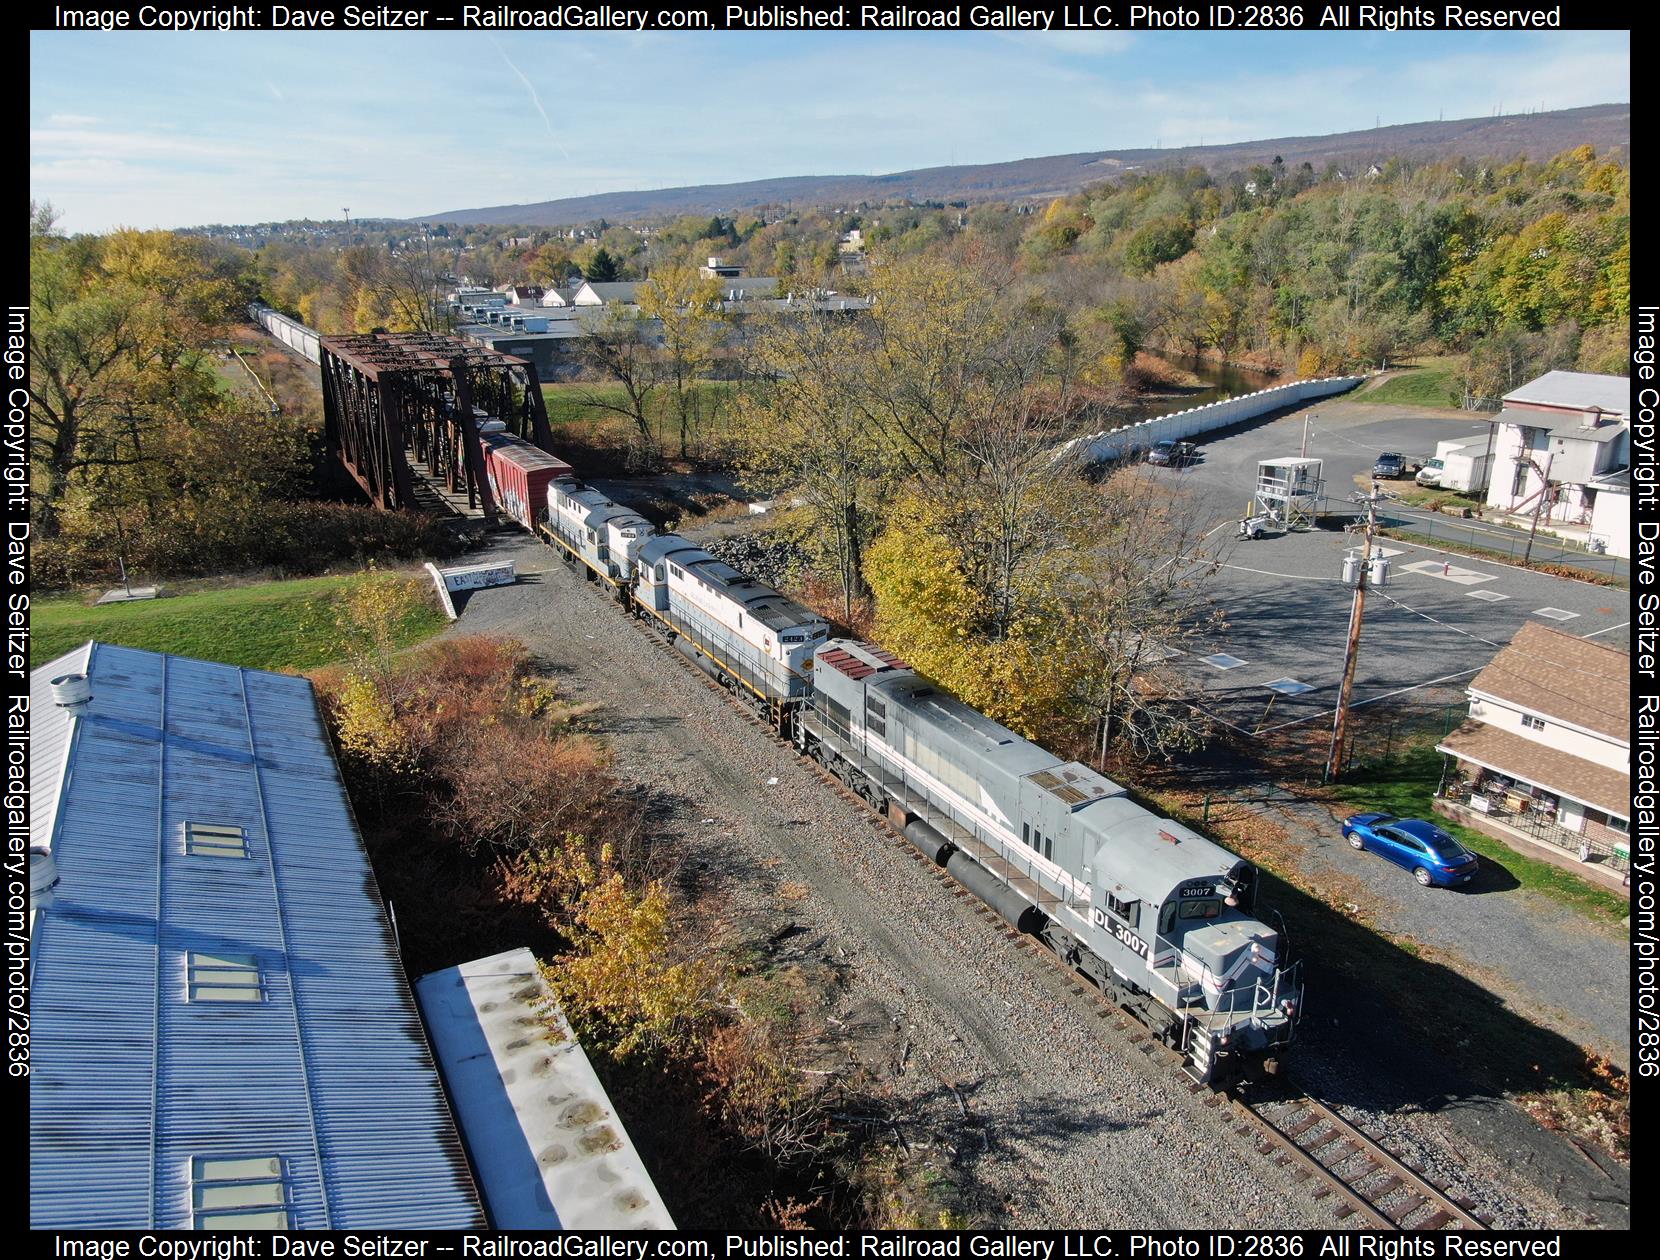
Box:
[1281,999,1297,1016]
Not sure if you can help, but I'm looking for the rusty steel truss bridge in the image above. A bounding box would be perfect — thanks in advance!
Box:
[316,330,558,524]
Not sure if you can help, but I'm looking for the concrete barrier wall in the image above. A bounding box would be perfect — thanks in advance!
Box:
[249,303,321,365]
[1061,375,1366,465]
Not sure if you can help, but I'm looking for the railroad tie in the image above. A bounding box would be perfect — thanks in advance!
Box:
[1286,1113,1325,1139]
[1384,1193,1426,1224]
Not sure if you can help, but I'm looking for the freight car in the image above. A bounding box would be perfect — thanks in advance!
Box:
[801,639,1302,1083]
[479,430,574,532]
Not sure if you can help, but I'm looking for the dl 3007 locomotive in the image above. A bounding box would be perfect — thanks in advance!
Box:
[481,432,1303,1082]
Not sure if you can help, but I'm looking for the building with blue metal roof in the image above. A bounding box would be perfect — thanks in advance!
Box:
[29,642,486,1230]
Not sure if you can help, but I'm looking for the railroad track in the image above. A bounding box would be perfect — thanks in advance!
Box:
[615,581,1493,1232]
[1237,1092,1489,1230]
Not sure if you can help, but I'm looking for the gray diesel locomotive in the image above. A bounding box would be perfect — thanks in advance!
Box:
[531,477,1300,1081]
[802,639,1302,1083]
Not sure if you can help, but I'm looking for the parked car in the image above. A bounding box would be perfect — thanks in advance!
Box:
[1372,451,1408,479]
[1341,813,1480,887]
[1148,440,1198,467]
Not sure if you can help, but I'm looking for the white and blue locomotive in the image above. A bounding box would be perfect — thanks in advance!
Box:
[531,478,1300,1082]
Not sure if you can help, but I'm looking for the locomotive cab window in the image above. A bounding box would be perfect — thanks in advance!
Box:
[1159,902,1177,936]
[1178,898,1223,920]
[654,565,666,582]
[1106,892,1139,927]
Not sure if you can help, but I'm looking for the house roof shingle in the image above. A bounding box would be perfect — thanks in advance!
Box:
[1468,623,1629,742]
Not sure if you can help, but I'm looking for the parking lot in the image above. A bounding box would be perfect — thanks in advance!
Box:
[1144,399,1629,737]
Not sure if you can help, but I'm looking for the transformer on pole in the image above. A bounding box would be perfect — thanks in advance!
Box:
[1324,485,1390,783]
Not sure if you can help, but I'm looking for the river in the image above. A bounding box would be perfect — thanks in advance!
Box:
[1130,352,1281,422]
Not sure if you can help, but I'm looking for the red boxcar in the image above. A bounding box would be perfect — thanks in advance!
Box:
[479,432,573,531]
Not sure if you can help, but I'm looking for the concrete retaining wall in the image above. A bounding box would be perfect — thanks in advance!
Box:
[1061,375,1366,465]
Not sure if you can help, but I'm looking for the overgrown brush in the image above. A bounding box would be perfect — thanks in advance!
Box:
[33,499,464,591]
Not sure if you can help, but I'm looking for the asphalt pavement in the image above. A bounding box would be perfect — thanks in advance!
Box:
[1141,398,1629,736]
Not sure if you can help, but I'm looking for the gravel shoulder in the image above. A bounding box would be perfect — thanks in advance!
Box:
[445,532,1345,1229]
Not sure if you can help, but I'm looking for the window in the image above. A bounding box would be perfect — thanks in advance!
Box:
[1106,892,1139,927]
[1384,829,1427,854]
[192,1156,291,1229]
[1044,834,1054,860]
[654,565,665,582]
[1178,899,1222,920]
[1159,902,1177,936]
[185,823,249,860]
[188,952,264,1003]
[1022,822,1030,847]
[1521,714,1546,731]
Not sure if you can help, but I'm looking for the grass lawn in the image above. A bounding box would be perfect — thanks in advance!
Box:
[542,380,736,435]
[1385,483,1484,512]
[1353,357,1463,409]
[1330,744,1629,922]
[32,572,448,674]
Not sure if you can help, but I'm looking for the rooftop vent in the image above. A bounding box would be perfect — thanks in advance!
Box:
[31,846,60,911]
[50,673,91,712]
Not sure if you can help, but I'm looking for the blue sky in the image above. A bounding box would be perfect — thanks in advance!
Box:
[30,29,1628,233]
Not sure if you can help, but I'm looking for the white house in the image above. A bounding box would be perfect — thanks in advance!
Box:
[1483,370,1630,556]
[1436,623,1630,879]
[571,281,641,306]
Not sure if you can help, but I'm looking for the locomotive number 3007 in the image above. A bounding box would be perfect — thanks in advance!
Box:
[1112,922,1149,959]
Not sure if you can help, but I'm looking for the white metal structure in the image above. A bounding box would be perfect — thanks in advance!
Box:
[1254,458,1324,531]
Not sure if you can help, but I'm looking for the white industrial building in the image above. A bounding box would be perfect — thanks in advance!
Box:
[1483,370,1630,556]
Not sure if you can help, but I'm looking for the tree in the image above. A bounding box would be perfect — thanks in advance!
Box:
[637,263,728,460]
[576,305,661,466]
[583,246,622,282]
[28,229,247,537]
[735,313,889,621]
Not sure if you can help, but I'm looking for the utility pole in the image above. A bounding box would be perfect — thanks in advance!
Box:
[1301,414,1314,459]
[1521,450,1555,566]
[343,207,351,246]
[1324,485,1387,782]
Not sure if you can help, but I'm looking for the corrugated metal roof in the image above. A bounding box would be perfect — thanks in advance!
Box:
[30,643,485,1230]
[415,949,673,1230]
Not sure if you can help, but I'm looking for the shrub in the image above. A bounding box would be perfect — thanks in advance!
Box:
[33,499,464,591]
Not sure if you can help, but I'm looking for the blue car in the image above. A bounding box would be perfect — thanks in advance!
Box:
[1341,814,1480,888]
